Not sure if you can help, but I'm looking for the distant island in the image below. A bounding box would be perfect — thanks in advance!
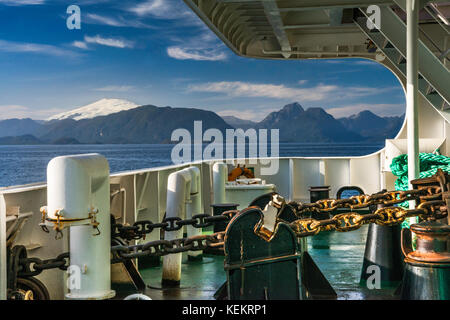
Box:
[0,99,404,145]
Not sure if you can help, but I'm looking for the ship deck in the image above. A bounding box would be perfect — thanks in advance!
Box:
[113,224,400,300]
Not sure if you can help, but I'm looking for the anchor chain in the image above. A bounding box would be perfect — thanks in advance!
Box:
[282,170,448,238]
[287,185,442,216]
[16,252,70,278]
[13,232,225,277]
[112,210,237,241]
[289,204,446,238]
[110,231,225,263]
[13,212,235,278]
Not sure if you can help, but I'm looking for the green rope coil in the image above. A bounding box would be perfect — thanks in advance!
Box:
[390,151,450,227]
[390,152,450,191]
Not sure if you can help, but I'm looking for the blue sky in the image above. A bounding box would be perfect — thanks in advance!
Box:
[0,0,406,121]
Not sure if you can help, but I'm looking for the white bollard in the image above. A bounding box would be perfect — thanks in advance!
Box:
[185,167,202,261]
[46,154,115,300]
[162,168,192,286]
[213,162,227,205]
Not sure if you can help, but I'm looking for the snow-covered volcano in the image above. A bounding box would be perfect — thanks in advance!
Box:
[48,98,140,121]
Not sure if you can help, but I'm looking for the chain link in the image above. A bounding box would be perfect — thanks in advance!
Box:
[14,231,226,277]
[289,200,446,238]
[15,210,235,277]
[110,232,225,263]
[17,252,70,277]
[287,185,442,216]
[112,211,237,241]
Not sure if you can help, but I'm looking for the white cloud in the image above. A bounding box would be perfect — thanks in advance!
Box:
[326,103,406,118]
[71,41,89,50]
[167,30,228,61]
[93,85,134,92]
[129,0,166,16]
[167,47,226,61]
[0,39,78,57]
[0,0,44,5]
[85,13,154,29]
[339,86,394,98]
[128,0,192,19]
[84,35,134,48]
[127,0,224,61]
[0,105,66,120]
[188,81,338,102]
[187,81,399,107]
[187,81,396,103]
[217,108,278,122]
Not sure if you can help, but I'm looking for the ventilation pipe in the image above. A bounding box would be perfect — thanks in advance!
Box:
[213,162,228,205]
[45,154,115,300]
[185,166,203,261]
[162,168,192,286]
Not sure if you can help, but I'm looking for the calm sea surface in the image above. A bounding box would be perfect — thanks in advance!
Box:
[0,143,383,187]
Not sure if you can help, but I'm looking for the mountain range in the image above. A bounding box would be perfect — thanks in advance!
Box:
[0,99,404,144]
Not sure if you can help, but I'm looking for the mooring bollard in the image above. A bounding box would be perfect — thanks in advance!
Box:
[212,162,227,205]
[44,154,115,300]
[185,167,203,262]
[162,168,192,287]
[400,221,450,300]
[360,203,404,288]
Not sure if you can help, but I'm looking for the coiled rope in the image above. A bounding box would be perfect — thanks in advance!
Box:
[390,152,450,227]
[390,152,450,192]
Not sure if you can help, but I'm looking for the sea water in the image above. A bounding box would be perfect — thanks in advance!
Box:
[0,143,383,187]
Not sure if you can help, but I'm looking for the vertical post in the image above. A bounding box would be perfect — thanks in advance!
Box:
[162,169,191,286]
[213,162,227,205]
[47,154,115,300]
[0,195,6,300]
[406,0,420,209]
[186,167,203,261]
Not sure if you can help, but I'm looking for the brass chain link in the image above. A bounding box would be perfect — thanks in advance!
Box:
[288,185,442,215]
[286,185,447,238]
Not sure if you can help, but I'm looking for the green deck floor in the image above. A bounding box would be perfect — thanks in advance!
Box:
[113,224,399,300]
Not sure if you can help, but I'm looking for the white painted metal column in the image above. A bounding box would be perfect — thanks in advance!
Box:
[46,154,115,300]
[185,167,203,261]
[406,0,420,207]
[213,162,227,204]
[162,169,191,285]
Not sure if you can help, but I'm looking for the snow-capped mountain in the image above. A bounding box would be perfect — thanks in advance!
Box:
[47,98,140,121]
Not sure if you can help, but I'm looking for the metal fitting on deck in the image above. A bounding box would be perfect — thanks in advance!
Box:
[400,220,450,300]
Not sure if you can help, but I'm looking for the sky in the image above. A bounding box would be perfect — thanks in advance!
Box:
[0,0,406,121]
